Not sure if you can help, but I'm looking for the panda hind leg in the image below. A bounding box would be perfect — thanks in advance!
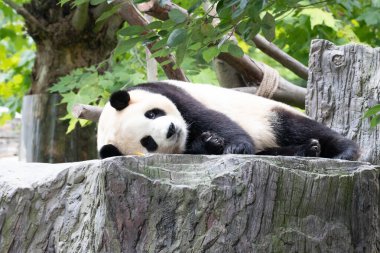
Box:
[257,139,321,157]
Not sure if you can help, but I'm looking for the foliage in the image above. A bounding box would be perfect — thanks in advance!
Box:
[363,104,380,128]
[0,1,35,125]
[3,0,380,127]
[50,49,148,133]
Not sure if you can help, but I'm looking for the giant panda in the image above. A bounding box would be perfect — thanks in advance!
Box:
[97,80,360,160]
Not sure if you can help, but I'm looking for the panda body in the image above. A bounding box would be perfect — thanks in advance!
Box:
[97,80,360,160]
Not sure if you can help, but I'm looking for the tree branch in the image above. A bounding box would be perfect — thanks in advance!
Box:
[3,0,47,32]
[137,0,187,20]
[252,35,309,80]
[116,1,188,81]
[72,104,103,122]
[219,53,306,108]
[217,53,263,83]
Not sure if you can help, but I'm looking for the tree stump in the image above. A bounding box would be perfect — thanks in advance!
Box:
[307,40,380,164]
[0,155,379,252]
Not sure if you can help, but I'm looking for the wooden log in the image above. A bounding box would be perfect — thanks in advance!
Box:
[72,104,103,122]
[307,40,380,164]
[0,155,379,252]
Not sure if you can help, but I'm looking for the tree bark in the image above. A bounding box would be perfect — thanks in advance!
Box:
[0,155,379,252]
[7,0,124,162]
[19,94,98,162]
[307,40,380,164]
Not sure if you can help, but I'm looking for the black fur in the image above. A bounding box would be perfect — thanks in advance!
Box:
[128,82,255,155]
[99,144,123,159]
[145,108,166,119]
[257,139,321,157]
[110,90,130,111]
[270,108,359,160]
[166,123,176,139]
[140,135,158,152]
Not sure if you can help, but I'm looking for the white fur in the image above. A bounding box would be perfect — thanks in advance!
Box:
[164,80,306,152]
[97,90,188,155]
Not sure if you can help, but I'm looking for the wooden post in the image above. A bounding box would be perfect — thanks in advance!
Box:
[307,40,380,164]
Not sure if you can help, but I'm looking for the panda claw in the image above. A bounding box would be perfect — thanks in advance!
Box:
[201,131,225,154]
[304,139,321,157]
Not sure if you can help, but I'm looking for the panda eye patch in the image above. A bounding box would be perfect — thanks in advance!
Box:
[145,108,166,119]
[140,136,158,152]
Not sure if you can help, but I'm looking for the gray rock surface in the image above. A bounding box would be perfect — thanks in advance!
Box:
[0,155,379,252]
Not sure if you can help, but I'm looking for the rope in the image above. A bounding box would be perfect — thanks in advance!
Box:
[256,63,280,98]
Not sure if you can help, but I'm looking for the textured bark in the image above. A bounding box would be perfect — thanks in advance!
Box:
[23,1,122,94]
[1,155,379,252]
[19,94,97,162]
[307,40,380,164]
[72,104,103,122]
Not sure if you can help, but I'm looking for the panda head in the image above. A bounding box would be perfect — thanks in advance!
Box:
[97,89,188,158]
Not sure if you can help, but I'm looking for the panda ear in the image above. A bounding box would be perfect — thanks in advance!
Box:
[110,90,130,111]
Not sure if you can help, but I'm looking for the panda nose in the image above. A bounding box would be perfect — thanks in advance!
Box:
[166,123,176,139]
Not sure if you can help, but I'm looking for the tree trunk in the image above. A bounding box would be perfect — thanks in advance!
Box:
[0,155,379,252]
[19,94,97,162]
[18,1,123,162]
[307,40,380,164]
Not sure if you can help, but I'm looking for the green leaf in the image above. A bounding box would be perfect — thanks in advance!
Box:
[59,0,72,6]
[262,12,275,42]
[363,104,380,118]
[74,0,89,5]
[66,118,78,134]
[299,8,338,30]
[370,115,380,128]
[202,47,219,63]
[357,8,380,26]
[151,39,167,51]
[146,21,163,29]
[159,59,172,66]
[114,37,141,56]
[228,44,244,58]
[0,112,11,126]
[167,28,187,47]
[151,48,170,58]
[119,25,145,36]
[187,0,202,14]
[96,4,122,23]
[168,9,187,24]
[175,42,187,67]
[133,0,150,3]
[90,0,105,5]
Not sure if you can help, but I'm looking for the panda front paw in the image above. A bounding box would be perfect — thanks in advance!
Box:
[201,131,225,154]
[223,142,254,155]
